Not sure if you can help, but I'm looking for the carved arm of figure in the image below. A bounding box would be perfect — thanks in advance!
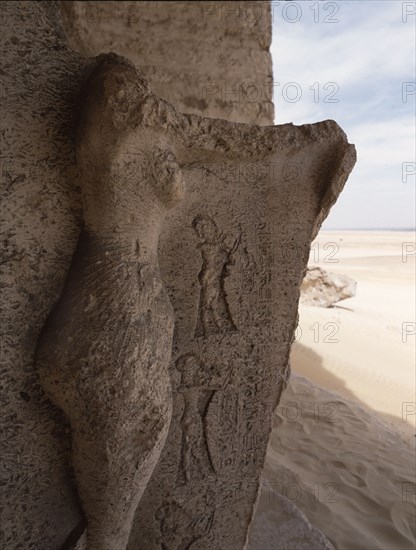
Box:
[35,54,184,550]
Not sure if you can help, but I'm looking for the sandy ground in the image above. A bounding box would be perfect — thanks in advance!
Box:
[294,230,416,437]
[251,231,416,549]
[253,373,416,550]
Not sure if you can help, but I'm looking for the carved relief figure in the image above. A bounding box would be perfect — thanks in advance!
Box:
[35,54,184,550]
[192,215,240,337]
[175,354,221,484]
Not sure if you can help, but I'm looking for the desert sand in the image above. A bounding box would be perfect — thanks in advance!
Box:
[253,373,416,550]
[251,231,416,549]
[294,230,415,437]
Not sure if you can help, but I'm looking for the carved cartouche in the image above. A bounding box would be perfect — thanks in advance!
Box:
[36,55,184,550]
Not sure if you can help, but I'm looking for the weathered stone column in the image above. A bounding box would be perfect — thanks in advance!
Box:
[127,104,356,550]
[1,2,355,549]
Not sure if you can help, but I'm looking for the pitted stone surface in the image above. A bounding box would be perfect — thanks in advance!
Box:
[128,110,355,550]
[59,0,274,125]
[1,2,87,548]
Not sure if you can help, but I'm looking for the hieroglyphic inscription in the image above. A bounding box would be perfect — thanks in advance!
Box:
[255,222,273,320]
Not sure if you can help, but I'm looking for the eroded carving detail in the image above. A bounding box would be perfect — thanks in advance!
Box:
[128,84,356,549]
[205,385,242,473]
[35,54,184,550]
[192,215,240,337]
[175,354,221,485]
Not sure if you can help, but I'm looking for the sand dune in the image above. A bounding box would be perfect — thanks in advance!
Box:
[254,374,416,550]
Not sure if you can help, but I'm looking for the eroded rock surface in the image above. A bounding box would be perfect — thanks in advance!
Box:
[59,0,274,125]
[301,267,357,307]
[1,2,87,548]
[127,115,355,550]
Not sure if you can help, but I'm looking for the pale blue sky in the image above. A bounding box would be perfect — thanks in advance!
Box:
[271,0,415,229]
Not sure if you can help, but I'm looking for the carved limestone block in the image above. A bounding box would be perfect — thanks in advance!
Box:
[35,55,355,550]
[2,3,355,548]
[2,3,89,548]
[124,79,356,548]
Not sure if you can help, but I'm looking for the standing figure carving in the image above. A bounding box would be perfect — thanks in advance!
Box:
[35,54,184,550]
[175,354,220,485]
[192,215,240,337]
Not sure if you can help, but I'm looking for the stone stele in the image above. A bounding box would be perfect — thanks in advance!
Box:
[1,2,356,549]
